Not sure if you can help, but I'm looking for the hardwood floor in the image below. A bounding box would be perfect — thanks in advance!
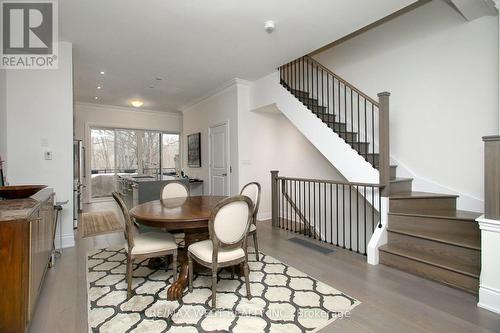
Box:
[28,201,500,333]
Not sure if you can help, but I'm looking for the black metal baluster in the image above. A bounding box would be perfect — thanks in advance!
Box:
[330,183,333,244]
[364,186,367,253]
[313,182,316,239]
[327,73,330,125]
[298,180,302,234]
[344,84,347,143]
[318,183,322,241]
[338,80,341,126]
[378,188,382,228]
[336,183,339,246]
[372,104,375,156]
[372,185,375,233]
[293,180,297,232]
[306,58,311,97]
[308,181,311,238]
[356,185,359,253]
[364,99,367,162]
[323,182,327,243]
[349,184,352,251]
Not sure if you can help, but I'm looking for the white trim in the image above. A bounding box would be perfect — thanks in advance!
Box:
[208,120,231,196]
[257,211,272,221]
[367,197,389,265]
[75,101,182,117]
[477,215,500,232]
[478,284,500,314]
[180,78,251,112]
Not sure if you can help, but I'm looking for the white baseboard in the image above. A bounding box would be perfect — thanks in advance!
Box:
[55,232,75,249]
[478,285,500,314]
[257,211,272,221]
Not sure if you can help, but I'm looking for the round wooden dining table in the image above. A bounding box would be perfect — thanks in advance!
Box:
[129,195,226,300]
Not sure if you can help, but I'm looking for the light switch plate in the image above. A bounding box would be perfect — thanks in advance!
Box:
[44,151,53,160]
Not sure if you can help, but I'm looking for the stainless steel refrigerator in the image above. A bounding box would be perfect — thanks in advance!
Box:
[73,140,85,228]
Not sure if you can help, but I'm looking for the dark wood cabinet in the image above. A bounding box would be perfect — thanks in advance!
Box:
[0,189,54,333]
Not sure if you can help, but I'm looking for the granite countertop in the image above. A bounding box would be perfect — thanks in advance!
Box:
[0,188,53,222]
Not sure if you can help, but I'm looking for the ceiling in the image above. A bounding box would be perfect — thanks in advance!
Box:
[60,0,415,112]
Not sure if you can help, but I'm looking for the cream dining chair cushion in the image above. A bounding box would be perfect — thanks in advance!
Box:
[125,231,177,255]
[188,240,245,263]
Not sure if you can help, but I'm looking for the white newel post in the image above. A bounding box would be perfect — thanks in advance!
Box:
[477,136,500,314]
[477,217,500,314]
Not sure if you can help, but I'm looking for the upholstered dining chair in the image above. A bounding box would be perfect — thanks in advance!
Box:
[112,192,178,299]
[188,195,254,309]
[240,182,261,260]
[161,181,190,200]
[161,181,190,246]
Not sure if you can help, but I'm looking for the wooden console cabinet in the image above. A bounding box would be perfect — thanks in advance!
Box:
[0,188,55,333]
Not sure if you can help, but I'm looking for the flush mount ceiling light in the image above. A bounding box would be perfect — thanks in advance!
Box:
[97,85,102,89]
[100,71,105,75]
[94,96,99,100]
[130,99,144,108]
[264,20,275,33]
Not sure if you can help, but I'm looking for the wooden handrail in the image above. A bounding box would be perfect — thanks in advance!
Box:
[282,56,379,106]
[276,176,381,188]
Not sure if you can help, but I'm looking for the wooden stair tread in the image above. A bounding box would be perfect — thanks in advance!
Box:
[387,227,480,251]
[390,177,413,184]
[389,209,481,221]
[389,191,459,199]
[379,244,480,278]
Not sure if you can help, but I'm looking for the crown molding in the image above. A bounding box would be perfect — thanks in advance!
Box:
[179,78,252,112]
[74,102,182,117]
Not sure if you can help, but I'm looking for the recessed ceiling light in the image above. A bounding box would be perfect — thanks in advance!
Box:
[155,77,162,81]
[264,20,275,33]
[97,85,102,89]
[94,96,99,100]
[100,71,105,75]
[130,100,144,108]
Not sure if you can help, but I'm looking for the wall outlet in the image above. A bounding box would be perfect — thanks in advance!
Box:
[44,151,53,160]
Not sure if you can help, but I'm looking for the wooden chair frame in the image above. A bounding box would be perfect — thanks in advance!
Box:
[188,195,254,309]
[240,182,261,260]
[112,192,178,298]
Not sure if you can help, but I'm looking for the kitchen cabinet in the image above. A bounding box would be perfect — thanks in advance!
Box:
[0,188,54,332]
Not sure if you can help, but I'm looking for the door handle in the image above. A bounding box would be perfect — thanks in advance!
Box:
[222,173,227,177]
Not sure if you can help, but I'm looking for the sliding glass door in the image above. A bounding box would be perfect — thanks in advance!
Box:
[89,127,180,199]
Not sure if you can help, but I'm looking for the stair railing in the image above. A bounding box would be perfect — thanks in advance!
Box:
[271,170,381,255]
[278,56,390,196]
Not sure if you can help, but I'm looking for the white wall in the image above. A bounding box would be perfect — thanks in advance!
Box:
[313,0,499,211]
[239,82,345,220]
[5,42,74,248]
[182,82,240,195]
[74,102,183,202]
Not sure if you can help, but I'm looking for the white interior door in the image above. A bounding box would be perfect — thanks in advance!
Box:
[209,123,229,196]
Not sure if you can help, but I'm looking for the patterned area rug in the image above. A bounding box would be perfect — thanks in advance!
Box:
[87,247,360,332]
[81,211,123,238]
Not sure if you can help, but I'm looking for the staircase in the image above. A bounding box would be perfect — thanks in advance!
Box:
[278,55,481,293]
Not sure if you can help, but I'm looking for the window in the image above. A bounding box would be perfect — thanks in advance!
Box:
[89,127,181,198]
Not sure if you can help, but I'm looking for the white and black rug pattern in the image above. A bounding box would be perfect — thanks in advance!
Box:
[87,247,360,333]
